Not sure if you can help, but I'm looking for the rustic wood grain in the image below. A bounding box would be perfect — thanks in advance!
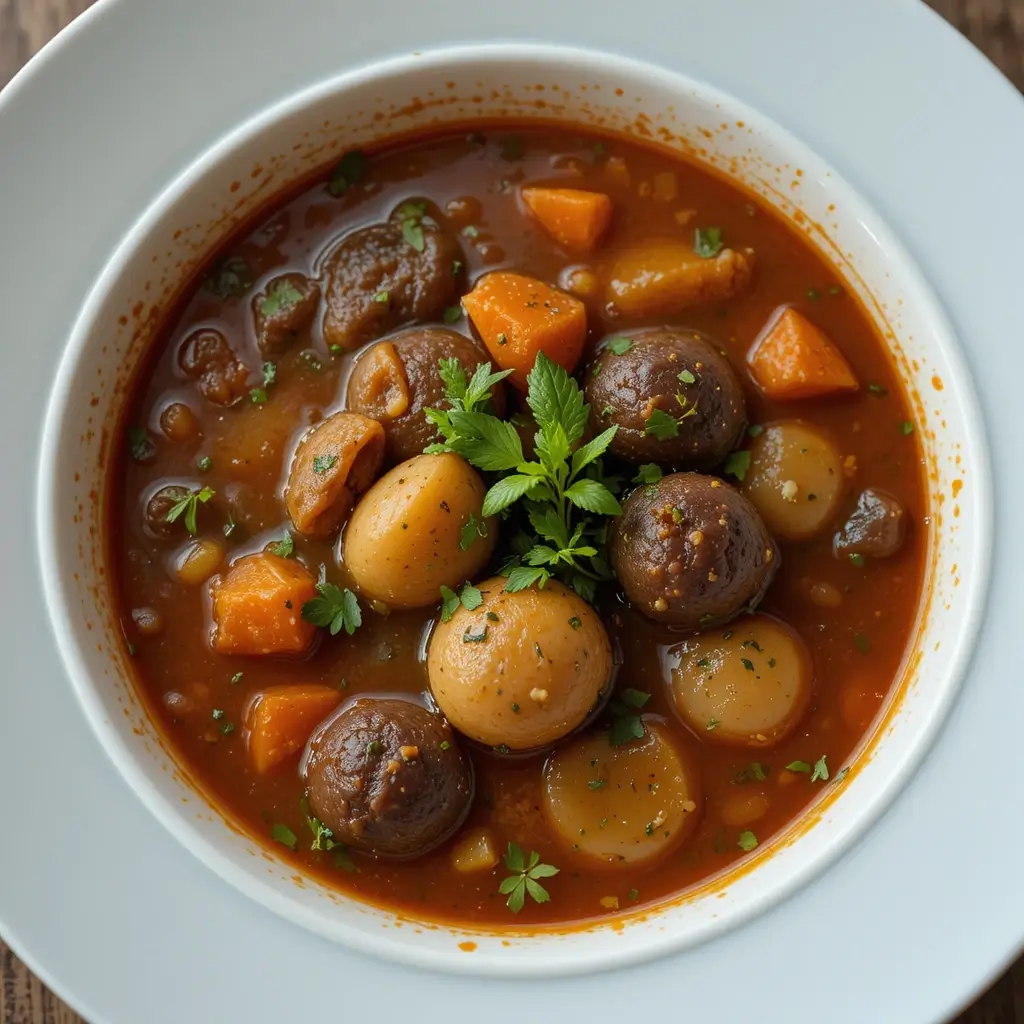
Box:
[0,0,1022,1020]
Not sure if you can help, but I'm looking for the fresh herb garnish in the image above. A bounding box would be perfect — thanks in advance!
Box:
[443,304,463,324]
[734,762,770,784]
[644,408,680,441]
[425,352,621,600]
[313,454,338,474]
[849,552,866,567]
[268,532,294,558]
[260,279,304,317]
[724,449,752,482]
[197,455,213,473]
[498,842,558,913]
[301,582,362,636]
[164,485,214,536]
[694,226,724,258]
[786,761,812,773]
[706,718,721,731]
[588,779,607,790]
[373,289,389,305]
[568,616,582,630]
[741,657,755,672]
[328,150,366,197]
[128,427,155,462]
[606,336,633,355]
[901,421,915,436]
[463,626,489,643]
[737,830,758,852]
[834,767,850,784]
[271,823,298,850]
[633,463,663,487]
[204,257,253,298]
[810,755,830,783]
[397,201,428,252]
[678,369,696,384]
[459,511,488,551]
[249,361,277,404]
[439,581,484,622]
[230,672,243,684]
[608,688,651,747]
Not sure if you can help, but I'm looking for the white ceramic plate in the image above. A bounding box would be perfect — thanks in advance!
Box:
[2,0,1022,1020]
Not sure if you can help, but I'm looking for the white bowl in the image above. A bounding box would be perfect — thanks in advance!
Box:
[36,43,990,977]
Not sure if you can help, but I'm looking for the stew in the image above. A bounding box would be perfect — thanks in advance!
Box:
[113,125,926,926]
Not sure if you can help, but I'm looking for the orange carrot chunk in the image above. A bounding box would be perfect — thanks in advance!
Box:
[520,187,613,252]
[245,684,341,774]
[748,306,859,400]
[210,552,319,656]
[461,271,587,390]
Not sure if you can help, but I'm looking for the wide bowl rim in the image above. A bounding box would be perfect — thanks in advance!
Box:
[34,40,993,977]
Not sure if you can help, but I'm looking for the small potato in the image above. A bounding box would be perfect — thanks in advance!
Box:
[175,538,226,586]
[450,827,500,873]
[427,578,612,751]
[343,453,496,609]
[742,421,844,541]
[719,788,770,828]
[285,411,386,539]
[542,719,700,867]
[670,615,812,747]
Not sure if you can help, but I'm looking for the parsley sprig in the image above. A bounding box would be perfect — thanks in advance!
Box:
[164,485,214,536]
[439,581,483,622]
[301,582,362,636]
[424,352,622,601]
[498,842,559,913]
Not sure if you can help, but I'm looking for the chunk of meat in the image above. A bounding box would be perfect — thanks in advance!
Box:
[285,411,385,538]
[244,685,342,774]
[143,485,190,537]
[252,272,321,356]
[178,328,251,406]
[520,187,613,251]
[345,328,505,464]
[461,271,587,389]
[748,306,859,400]
[833,487,908,559]
[321,220,464,351]
[605,239,755,319]
[210,553,319,655]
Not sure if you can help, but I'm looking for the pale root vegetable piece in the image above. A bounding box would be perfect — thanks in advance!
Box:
[559,266,600,299]
[343,453,496,609]
[175,538,226,586]
[159,401,200,444]
[742,421,845,541]
[542,720,700,867]
[427,578,612,751]
[604,239,755,319]
[244,684,341,775]
[449,827,500,873]
[285,411,385,539]
[719,788,771,828]
[520,187,613,252]
[210,552,319,655]
[461,272,587,390]
[670,615,812,748]
[747,306,859,400]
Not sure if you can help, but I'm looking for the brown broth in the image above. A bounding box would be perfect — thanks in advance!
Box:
[112,125,926,926]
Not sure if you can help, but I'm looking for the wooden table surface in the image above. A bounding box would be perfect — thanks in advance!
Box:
[1,0,1022,1020]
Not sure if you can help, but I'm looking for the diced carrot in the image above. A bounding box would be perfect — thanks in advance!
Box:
[210,552,319,656]
[748,306,859,400]
[462,271,587,390]
[605,239,755,318]
[520,187,613,252]
[244,684,341,774]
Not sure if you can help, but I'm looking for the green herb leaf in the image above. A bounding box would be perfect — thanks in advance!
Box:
[439,585,461,623]
[128,427,156,462]
[723,449,752,482]
[268,533,294,558]
[459,511,488,551]
[644,408,679,440]
[504,565,552,592]
[633,463,663,486]
[271,823,298,850]
[605,336,633,355]
[849,552,866,568]
[810,755,830,783]
[570,426,619,477]
[301,582,362,636]
[373,289,389,305]
[747,424,764,437]
[867,383,888,397]
[786,760,812,773]
[527,352,588,446]
[737,830,758,852]
[482,474,543,516]
[678,369,696,385]
[397,200,427,252]
[443,304,463,324]
[446,411,525,472]
[164,485,214,536]
[500,842,558,913]
[564,478,622,516]
[833,767,850,784]
[260,279,305,317]
[694,226,724,258]
[328,150,366,196]
[901,421,915,436]
[735,762,770,784]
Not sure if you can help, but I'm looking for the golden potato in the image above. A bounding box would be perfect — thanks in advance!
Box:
[284,411,385,539]
[742,421,844,541]
[427,578,612,751]
[542,719,701,867]
[670,614,812,748]
[342,453,496,609]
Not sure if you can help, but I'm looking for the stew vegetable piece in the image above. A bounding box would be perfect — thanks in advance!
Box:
[113,125,925,926]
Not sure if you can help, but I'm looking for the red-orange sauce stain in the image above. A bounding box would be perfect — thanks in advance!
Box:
[250,164,264,179]
[931,374,944,391]
[951,479,963,499]
[118,315,128,326]
[229,181,241,193]
[458,941,478,953]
